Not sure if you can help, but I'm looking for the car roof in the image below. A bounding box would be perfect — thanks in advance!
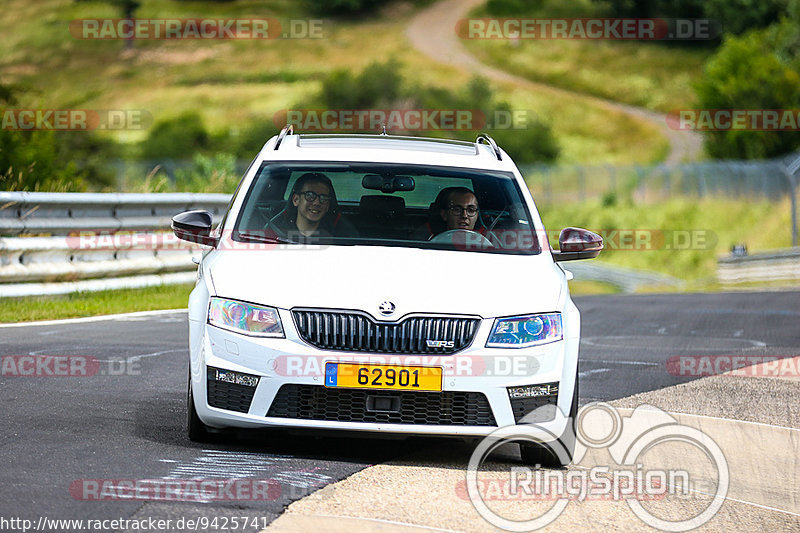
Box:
[259,129,516,171]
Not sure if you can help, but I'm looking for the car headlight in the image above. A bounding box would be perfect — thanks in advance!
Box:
[486,313,562,348]
[208,297,284,337]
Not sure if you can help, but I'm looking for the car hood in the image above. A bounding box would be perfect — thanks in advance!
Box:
[208,245,564,320]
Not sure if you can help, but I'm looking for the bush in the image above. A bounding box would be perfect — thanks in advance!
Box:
[485,0,544,16]
[704,0,790,35]
[300,60,560,163]
[308,0,381,15]
[320,59,403,109]
[0,130,86,191]
[597,0,790,35]
[139,111,209,161]
[695,20,800,159]
[490,115,560,163]
[594,0,704,18]
[174,153,239,193]
[0,84,118,191]
[230,121,280,159]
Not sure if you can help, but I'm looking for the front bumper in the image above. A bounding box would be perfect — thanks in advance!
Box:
[188,306,580,440]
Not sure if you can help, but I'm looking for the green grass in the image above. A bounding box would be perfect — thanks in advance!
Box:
[464,0,713,113]
[540,196,794,283]
[567,280,621,295]
[0,283,193,323]
[0,0,674,165]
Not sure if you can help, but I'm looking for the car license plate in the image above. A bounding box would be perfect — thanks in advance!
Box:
[324,363,442,392]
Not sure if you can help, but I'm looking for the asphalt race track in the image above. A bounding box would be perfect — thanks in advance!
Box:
[1,291,798,531]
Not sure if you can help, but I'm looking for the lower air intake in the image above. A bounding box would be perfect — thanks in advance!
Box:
[267,385,496,426]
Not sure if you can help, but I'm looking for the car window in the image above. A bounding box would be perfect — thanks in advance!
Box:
[233,161,541,255]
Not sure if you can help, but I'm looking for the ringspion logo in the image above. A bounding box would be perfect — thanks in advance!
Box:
[466,403,729,531]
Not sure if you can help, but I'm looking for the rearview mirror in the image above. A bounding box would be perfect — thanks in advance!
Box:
[551,227,603,262]
[171,210,218,247]
[362,174,415,193]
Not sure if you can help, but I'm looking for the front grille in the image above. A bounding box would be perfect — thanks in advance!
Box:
[267,384,496,426]
[206,368,257,413]
[292,309,480,354]
[510,395,559,423]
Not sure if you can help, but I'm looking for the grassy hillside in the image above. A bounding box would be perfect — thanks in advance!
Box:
[1,0,674,164]
[464,0,713,113]
[539,197,794,286]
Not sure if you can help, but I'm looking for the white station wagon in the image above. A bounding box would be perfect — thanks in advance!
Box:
[172,127,602,466]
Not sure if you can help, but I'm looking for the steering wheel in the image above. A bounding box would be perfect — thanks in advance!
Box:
[429,229,494,249]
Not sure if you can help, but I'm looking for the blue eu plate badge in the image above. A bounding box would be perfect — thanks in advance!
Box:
[325,363,338,386]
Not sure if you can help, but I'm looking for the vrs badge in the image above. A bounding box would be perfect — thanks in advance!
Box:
[426,340,455,348]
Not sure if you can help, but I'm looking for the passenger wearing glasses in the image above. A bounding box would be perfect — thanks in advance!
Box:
[440,187,480,232]
[411,186,482,240]
[270,172,339,238]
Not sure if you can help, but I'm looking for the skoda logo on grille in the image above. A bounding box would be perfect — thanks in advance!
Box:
[378,301,396,316]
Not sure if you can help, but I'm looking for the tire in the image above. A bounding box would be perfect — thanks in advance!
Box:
[519,375,579,468]
[187,374,213,442]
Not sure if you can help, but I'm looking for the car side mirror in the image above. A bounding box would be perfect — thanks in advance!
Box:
[172,210,218,247]
[551,227,603,262]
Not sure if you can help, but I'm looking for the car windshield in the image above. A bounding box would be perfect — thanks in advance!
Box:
[232,161,541,255]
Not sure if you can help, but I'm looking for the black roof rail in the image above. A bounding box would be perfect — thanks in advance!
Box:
[476,134,502,161]
[274,124,294,150]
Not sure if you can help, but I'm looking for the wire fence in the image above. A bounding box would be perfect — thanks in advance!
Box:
[520,151,800,247]
[519,158,793,205]
[111,151,800,245]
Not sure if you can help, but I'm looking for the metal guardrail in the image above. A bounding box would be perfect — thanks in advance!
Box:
[0,191,230,235]
[2,192,796,297]
[563,261,682,293]
[717,248,800,285]
[0,192,230,297]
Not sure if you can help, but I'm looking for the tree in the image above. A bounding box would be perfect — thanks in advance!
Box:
[703,0,789,35]
[0,84,117,191]
[75,0,140,49]
[596,0,789,35]
[694,20,800,158]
